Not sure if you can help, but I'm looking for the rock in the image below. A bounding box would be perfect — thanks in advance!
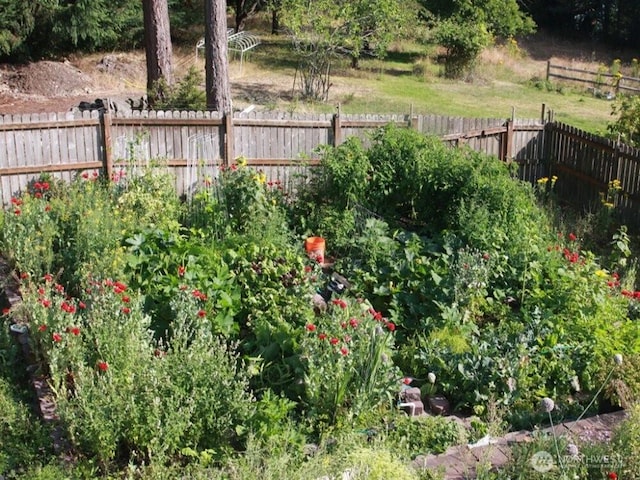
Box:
[399,387,425,416]
[312,293,327,314]
[403,387,422,402]
[427,395,451,415]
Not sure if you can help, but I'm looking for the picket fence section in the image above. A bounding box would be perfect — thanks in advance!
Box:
[0,109,548,204]
[6,109,640,226]
[546,122,640,226]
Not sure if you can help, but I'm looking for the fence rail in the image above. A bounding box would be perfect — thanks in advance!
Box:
[546,61,640,95]
[5,108,640,226]
[0,109,546,204]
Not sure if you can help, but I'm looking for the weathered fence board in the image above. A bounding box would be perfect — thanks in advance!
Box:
[0,109,572,214]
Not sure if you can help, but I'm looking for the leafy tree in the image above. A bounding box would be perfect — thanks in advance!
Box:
[232,0,265,32]
[421,0,535,78]
[280,0,413,100]
[0,1,39,59]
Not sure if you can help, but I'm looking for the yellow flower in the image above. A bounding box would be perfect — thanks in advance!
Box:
[236,156,247,167]
[595,269,609,278]
[537,177,549,185]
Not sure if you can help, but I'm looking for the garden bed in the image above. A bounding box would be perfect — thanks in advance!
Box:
[1,125,639,479]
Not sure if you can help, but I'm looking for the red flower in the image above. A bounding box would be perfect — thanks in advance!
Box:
[306,323,316,332]
[568,232,577,241]
[330,337,339,345]
[403,377,412,385]
[318,333,327,340]
[331,298,347,309]
[78,301,86,309]
[38,324,47,332]
[349,318,358,328]
[37,287,45,295]
[61,302,76,314]
[192,289,207,301]
[178,265,186,277]
[97,361,109,372]
[34,192,42,199]
[386,321,396,332]
[55,283,64,293]
[304,265,312,273]
[122,295,130,303]
[368,308,383,321]
[14,209,21,215]
[52,332,62,342]
[10,197,22,206]
[197,309,206,318]
[82,172,89,179]
[69,326,80,336]
[340,322,347,329]
[41,298,52,308]
[121,307,131,314]
[44,204,52,212]
[340,347,349,356]
[607,473,617,480]
[2,308,10,315]
[41,181,50,191]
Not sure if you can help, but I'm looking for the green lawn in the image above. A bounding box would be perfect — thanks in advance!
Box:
[244,35,616,134]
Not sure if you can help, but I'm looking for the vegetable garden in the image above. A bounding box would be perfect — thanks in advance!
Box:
[2,125,640,479]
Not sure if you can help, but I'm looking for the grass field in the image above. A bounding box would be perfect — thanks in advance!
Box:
[226,30,626,135]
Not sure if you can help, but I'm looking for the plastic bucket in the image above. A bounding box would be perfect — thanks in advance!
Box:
[305,237,326,263]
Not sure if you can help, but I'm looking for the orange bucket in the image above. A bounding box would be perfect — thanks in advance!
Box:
[305,237,326,263]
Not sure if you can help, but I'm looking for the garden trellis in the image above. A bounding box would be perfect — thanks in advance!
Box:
[195,30,261,73]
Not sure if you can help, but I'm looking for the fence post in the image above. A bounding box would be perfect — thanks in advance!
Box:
[502,119,514,162]
[546,61,550,82]
[224,112,234,166]
[101,112,113,182]
[333,104,342,146]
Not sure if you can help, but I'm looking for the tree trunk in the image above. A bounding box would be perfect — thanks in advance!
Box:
[205,0,233,113]
[143,0,173,107]
[271,6,280,35]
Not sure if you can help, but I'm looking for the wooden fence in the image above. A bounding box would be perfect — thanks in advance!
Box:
[545,121,640,226]
[4,107,640,226]
[547,61,640,95]
[0,110,546,204]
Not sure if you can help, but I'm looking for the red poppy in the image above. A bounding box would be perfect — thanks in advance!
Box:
[197,309,206,318]
[41,181,50,190]
[78,301,86,309]
[178,265,186,277]
[41,298,52,308]
[55,283,64,293]
[368,308,383,321]
[10,197,22,206]
[568,232,577,241]
[386,321,396,332]
[331,298,347,309]
[318,333,327,340]
[34,192,42,199]
[52,332,62,342]
[97,361,109,372]
[122,295,130,303]
[306,323,316,332]
[340,347,349,356]
[14,209,21,215]
[37,287,45,295]
[608,473,617,480]
[38,324,47,332]
[69,326,80,336]
[121,307,131,314]
[330,337,339,345]
[82,172,89,179]
[349,318,358,328]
